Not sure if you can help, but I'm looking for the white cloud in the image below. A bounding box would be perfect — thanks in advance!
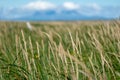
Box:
[77,3,101,16]
[88,3,101,11]
[63,2,80,10]
[24,1,56,10]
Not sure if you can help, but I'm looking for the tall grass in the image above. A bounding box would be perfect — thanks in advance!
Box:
[0,21,120,80]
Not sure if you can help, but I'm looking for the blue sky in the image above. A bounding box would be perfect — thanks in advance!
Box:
[0,0,120,7]
[0,0,120,20]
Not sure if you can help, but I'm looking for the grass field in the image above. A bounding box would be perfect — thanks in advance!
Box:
[0,21,120,80]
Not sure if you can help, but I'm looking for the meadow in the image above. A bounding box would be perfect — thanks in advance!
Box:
[0,21,120,80]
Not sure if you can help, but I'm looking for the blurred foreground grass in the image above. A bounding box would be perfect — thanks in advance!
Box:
[0,21,120,80]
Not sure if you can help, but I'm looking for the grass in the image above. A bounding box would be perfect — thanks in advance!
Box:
[0,21,120,80]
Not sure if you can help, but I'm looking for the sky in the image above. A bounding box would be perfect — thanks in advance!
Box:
[0,0,120,21]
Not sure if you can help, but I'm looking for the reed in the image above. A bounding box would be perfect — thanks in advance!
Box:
[0,21,120,80]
